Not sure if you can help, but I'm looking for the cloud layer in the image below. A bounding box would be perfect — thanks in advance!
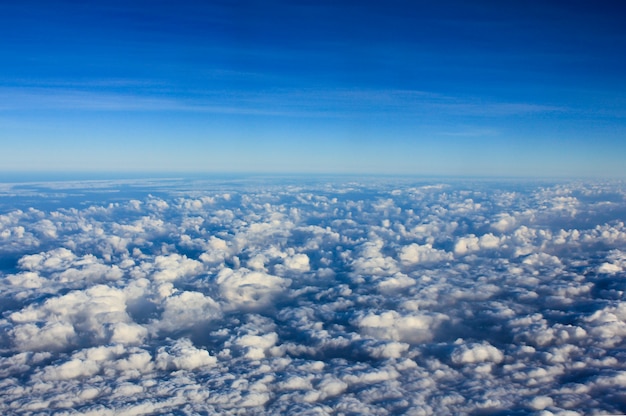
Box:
[1,177,626,414]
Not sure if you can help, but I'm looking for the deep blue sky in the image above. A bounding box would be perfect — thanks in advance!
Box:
[1,0,625,176]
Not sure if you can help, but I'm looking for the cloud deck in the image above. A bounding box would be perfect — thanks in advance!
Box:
[1,177,625,414]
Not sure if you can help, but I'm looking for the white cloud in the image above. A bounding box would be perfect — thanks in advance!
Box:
[528,395,554,410]
[19,247,76,271]
[584,302,626,348]
[305,376,348,402]
[454,233,503,255]
[451,342,504,365]
[357,310,448,344]
[41,356,101,380]
[155,338,217,371]
[216,267,291,310]
[362,341,410,359]
[10,321,77,352]
[522,252,562,268]
[110,322,148,345]
[377,273,416,291]
[151,254,204,281]
[246,253,268,270]
[153,290,221,334]
[1,178,626,414]
[278,375,313,391]
[454,235,481,255]
[351,239,400,279]
[6,271,46,289]
[236,332,279,360]
[8,285,137,350]
[283,253,311,272]
[597,249,626,274]
[491,213,517,232]
[399,243,452,265]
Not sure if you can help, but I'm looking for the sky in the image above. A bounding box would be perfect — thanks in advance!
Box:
[1,0,625,177]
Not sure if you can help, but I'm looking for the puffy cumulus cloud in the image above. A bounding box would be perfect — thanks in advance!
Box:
[110,322,148,345]
[491,213,517,232]
[246,253,268,270]
[18,247,77,271]
[5,271,46,289]
[597,249,626,274]
[33,218,58,239]
[584,302,626,348]
[150,253,204,282]
[1,177,626,415]
[376,272,416,291]
[351,238,400,280]
[216,267,291,310]
[152,290,221,334]
[309,375,348,401]
[356,310,448,344]
[235,332,279,360]
[198,236,233,264]
[451,341,504,365]
[361,340,410,359]
[8,284,139,351]
[155,338,217,371]
[9,247,126,290]
[454,233,503,255]
[0,210,27,233]
[399,243,453,265]
[283,253,311,272]
[10,321,77,352]
[41,355,102,381]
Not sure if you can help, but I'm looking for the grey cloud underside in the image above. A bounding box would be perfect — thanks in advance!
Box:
[1,178,626,415]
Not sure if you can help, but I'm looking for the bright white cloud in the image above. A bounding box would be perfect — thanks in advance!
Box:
[216,267,290,309]
[155,338,217,371]
[0,178,625,415]
[399,243,452,265]
[283,253,311,272]
[153,290,221,334]
[451,342,504,365]
[357,310,448,343]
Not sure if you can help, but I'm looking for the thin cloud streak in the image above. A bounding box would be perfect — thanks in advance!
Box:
[0,86,567,118]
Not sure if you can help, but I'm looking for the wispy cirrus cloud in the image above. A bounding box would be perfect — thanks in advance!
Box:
[0,84,567,118]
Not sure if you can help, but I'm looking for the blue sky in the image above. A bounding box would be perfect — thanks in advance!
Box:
[1,0,625,177]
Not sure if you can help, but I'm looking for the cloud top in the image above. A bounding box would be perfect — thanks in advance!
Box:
[0,177,625,414]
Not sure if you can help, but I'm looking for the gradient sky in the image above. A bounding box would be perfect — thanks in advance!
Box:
[1,0,625,177]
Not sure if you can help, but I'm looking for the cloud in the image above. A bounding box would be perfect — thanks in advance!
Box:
[152,290,221,334]
[454,233,503,255]
[356,310,448,344]
[155,338,217,371]
[351,239,400,279]
[235,332,279,360]
[491,213,517,232]
[18,247,76,271]
[8,284,142,351]
[151,254,204,282]
[216,267,291,310]
[597,249,626,274]
[451,342,504,365]
[283,253,311,272]
[1,177,626,414]
[399,243,453,265]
